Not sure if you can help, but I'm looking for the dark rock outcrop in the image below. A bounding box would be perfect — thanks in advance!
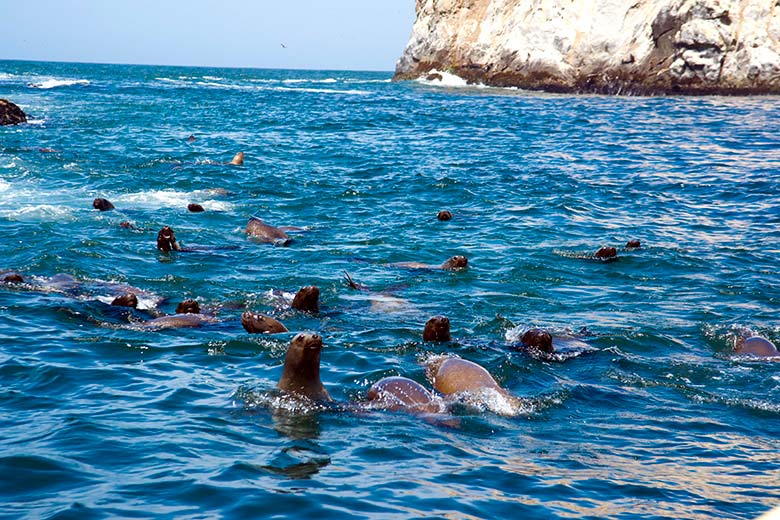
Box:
[0,99,27,126]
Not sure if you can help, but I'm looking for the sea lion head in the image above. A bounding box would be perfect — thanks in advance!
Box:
[241,311,288,334]
[111,293,138,308]
[625,240,641,249]
[176,299,200,314]
[278,332,331,401]
[187,203,205,213]
[437,210,453,221]
[594,246,617,260]
[441,255,468,270]
[157,226,179,252]
[423,316,451,342]
[92,198,115,211]
[2,273,24,283]
[186,135,196,143]
[230,152,244,166]
[520,328,554,353]
[292,285,320,313]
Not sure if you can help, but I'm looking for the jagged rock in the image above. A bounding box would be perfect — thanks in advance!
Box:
[0,99,27,125]
[394,0,780,95]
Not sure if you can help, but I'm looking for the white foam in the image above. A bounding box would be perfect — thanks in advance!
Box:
[0,204,74,222]
[116,190,233,211]
[0,179,10,192]
[30,78,90,89]
[415,70,471,88]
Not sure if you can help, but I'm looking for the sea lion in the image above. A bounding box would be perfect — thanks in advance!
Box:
[277,332,332,401]
[292,286,319,313]
[594,246,617,260]
[186,135,196,143]
[245,217,291,246]
[92,198,115,211]
[393,255,468,271]
[426,357,509,397]
[424,356,525,415]
[625,240,641,249]
[111,293,138,308]
[157,226,181,252]
[437,210,452,221]
[176,299,200,314]
[230,152,244,166]
[139,300,215,329]
[2,273,24,283]
[520,328,554,354]
[735,336,779,357]
[187,203,205,213]
[423,316,451,342]
[242,311,288,334]
[367,377,440,414]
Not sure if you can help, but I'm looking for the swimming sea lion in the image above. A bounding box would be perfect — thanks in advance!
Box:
[594,246,617,260]
[92,198,115,211]
[176,299,200,314]
[423,316,451,342]
[520,328,554,354]
[426,357,510,397]
[111,293,138,308]
[2,273,24,283]
[188,203,205,213]
[157,226,181,252]
[242,311,288,334]
[277,332,331,401]
[246,217,291,246]
[367,376,440,414]
[625,240,641,249]
[292,286,319,313]
[437,210,452,221]
[230,152,244,166]
[735,336,779,357]
[186,135,196,143]
[393,255,468,271]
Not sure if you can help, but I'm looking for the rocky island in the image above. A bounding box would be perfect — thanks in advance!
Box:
[394,0,780,95]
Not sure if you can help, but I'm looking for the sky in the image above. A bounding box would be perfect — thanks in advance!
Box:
[0,0,416,71]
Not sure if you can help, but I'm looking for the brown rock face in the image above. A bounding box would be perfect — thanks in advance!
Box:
[0,99,27,126]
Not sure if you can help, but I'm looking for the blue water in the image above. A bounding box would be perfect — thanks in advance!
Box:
[1,60,779,519]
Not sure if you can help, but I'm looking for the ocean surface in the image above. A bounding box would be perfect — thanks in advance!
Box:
[1,60,779,520]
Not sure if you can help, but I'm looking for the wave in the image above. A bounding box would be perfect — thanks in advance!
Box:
[275,86,369,95]
[116,189,234,211]
[0,204,75,222]
[28,78,90,89]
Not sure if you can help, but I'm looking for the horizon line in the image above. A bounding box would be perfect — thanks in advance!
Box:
[0,57,397,75]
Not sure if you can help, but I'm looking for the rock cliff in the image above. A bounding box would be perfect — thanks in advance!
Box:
[0,99,27,126]
[394,0,780,94]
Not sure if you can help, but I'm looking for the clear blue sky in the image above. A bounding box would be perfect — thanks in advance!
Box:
[0,0,416,71]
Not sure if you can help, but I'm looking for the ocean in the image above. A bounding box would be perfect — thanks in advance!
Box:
[1,60,779,519]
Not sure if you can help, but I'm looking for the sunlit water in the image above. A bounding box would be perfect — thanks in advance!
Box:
[1,60,779,519]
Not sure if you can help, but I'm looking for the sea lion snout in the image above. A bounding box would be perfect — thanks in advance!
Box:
[176,299,200,314]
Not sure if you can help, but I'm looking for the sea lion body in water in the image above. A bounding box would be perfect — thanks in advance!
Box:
[242,311,288,334]
[139,299,216,329]
[367,377,441,414]
[392,255,468,271]
[425,356,525,415]
[594,246,618,260]
[735,336,779,357]
[423,316,451,342]
[277,333,331,401]
[246,217,292,246]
